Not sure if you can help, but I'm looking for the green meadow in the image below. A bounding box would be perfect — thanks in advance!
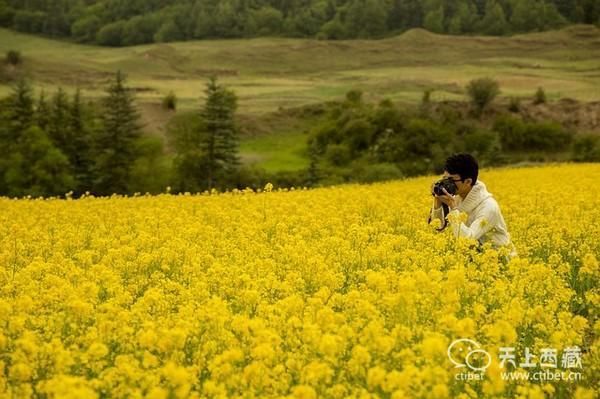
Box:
[1,25,599,172]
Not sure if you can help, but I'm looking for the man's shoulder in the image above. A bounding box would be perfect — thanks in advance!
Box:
[480,196,501,214]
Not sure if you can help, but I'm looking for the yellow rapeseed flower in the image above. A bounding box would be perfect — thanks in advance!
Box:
[0,164,597,398]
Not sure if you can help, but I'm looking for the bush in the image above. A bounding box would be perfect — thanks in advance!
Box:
[308,120,341,153]
[421,89,432,105]
[524,121,572,151]
[396,159,432,177]
[508,97,521,112]
[572,134,600,162]
[162,91,177,111]
[72,15,102,42]
[251,6,284,35]
[494,115,526,151]
[437,103,462,124]
[463,129,499,158]
[129,137,172,194]
[534,87,547,105]
[341,118,374,155]
[345,90,363,105]
[5,50,22,66]
[466,77,500,116]
[403,118,453,158]
[270,170,306,188]
[122,15,161,46]
[13,10,45,33]
[494,116,572,152]
[154,20,184,43]
[0,5,15,26]
[325,143,352,166]
[319,18,346,39]
[351,161,403,183]
[96,21,126,46]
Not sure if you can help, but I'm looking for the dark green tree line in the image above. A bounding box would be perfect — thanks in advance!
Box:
[0,72,162,198]
[0,0,598,44]
[0,74,596,197]
[0,80,74,197]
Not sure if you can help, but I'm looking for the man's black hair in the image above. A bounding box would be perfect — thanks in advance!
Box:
[445,153,478,185]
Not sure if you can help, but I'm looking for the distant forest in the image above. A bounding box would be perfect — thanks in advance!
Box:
[0,0,598,45]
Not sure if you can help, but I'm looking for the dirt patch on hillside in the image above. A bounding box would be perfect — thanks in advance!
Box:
[138,102,175,136]
[430,98,600,133]
[519,98,600,132]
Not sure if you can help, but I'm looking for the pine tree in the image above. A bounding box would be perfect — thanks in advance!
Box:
[69,89,96,195]
[201,76,240,190]
[0,80,34,195]
[95,70,142,195]
[5,79,34,140]
[306,143,321,187]
[47,87,71,156]
[35,90,50,131]
[0,80,29,195]
[0,79,34,193]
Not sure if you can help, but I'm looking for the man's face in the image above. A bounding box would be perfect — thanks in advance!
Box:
[442,171,473,198]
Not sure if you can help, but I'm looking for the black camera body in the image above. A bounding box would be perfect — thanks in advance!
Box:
[429,177,459,231]
[432,177,458,197]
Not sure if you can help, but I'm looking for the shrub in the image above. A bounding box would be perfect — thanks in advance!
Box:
[463,129,499,157]
[508,97,521,112]
[96,21,126,46]
[325,143,352,166]
[494,115,526,151]
[421,89,432,105]
[524,121,572,151]
[572,134,600,162]
[72,15,102,42]
[351,161,403,183]
[466,77,500,116]
[5,50,22,66]
[341,118,374,155]
[534,87,547,104]
[494,116,572,152]
[403,118,453,158]
[345,90,363,105]
[162,91,177,111]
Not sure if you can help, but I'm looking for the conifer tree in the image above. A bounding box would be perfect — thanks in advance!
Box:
[95,70,142,195]
[69,88,96,194]
[201,76,240,190]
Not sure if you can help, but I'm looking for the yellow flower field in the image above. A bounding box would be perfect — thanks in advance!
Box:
[0,163,598,398]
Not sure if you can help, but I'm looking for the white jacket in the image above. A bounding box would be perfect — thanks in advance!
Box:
[430,180,517,258]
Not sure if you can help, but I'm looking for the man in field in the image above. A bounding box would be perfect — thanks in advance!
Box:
[428,153,517,259]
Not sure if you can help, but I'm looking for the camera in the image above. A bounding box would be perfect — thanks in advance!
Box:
[432,177,458,197]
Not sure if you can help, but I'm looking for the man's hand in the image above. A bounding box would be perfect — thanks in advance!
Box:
[435,187,458,210]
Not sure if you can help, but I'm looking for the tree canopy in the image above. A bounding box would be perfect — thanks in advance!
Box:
[0,0,597,45]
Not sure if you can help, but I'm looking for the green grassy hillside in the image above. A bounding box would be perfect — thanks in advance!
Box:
[2,25,599,113]
[1,25,599,173]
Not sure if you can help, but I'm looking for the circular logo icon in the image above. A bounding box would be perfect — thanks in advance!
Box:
[448,338,492,372]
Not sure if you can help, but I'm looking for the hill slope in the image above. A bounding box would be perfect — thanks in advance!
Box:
[1,25,599,114]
